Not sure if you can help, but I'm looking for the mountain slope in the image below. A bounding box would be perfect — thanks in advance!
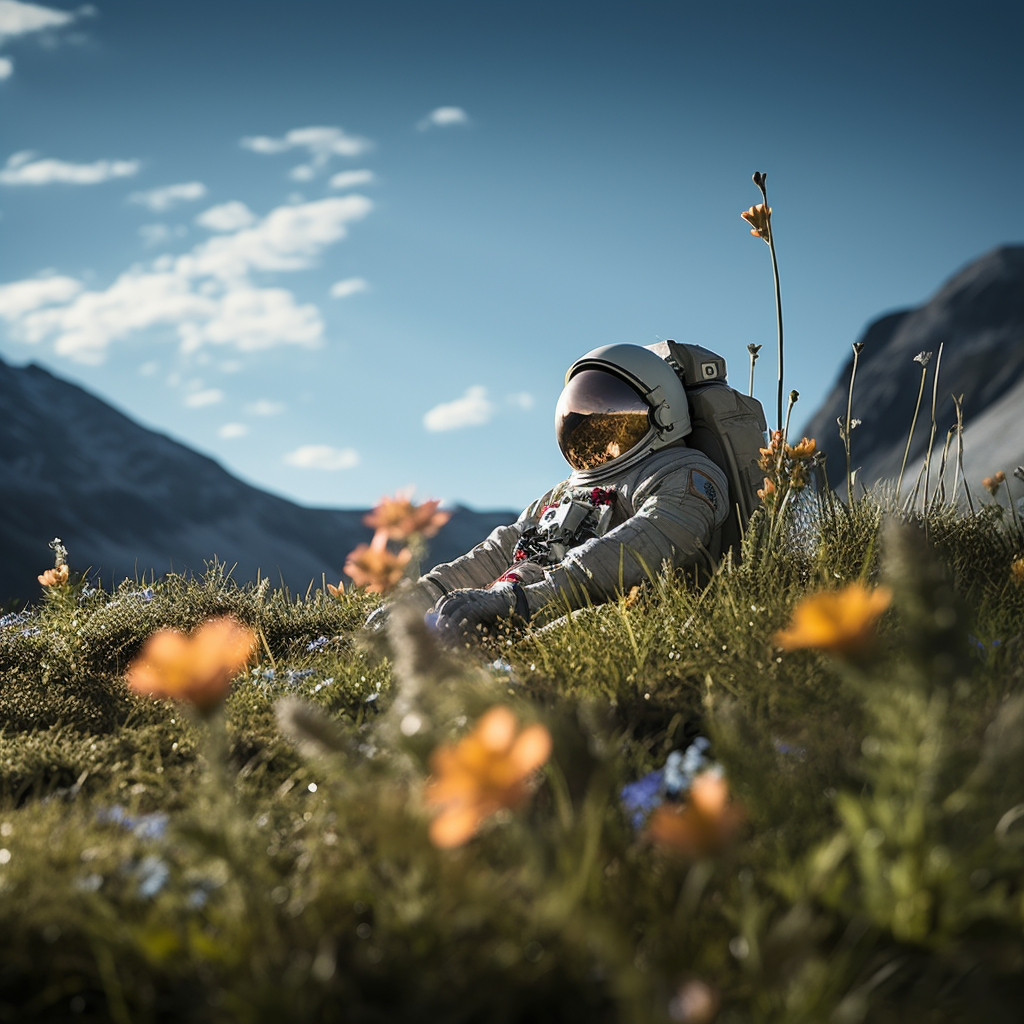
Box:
[801,245,1024,498]
[1,358,516,603]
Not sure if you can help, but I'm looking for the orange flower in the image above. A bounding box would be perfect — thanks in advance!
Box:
[424,705,552,849]
[326,581,344,599]
[757,477,776,502]
[343,529,412,594]
[126,616,256,712]
[774,582,893,656]
[786,436,817,460]
[982,475,1002,496]
[1011,558,1024,587]
[363,491,451,541]
[741,203,772,241]
[38,565,69,587]
[648,771,745,859]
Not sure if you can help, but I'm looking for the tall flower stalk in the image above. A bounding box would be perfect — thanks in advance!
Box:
[897,352,932,497]
[843,342,865,501]
[742,171,784,431]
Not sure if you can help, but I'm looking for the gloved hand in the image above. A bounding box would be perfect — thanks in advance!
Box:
[433,583,528,644]
[363,578,444,632]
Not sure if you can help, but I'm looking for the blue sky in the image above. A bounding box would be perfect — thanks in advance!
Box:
[1,0,1022,511]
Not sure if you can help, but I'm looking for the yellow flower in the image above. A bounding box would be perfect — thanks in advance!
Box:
[741,202,772,241]
[774,582,893,656]
[1011,558,1024,587]
[425,705,552,849]
[38,564,69,587]
[126,616,256,712]
[648,771,745,859]
[343,529,413,594]
[363,491,451,541]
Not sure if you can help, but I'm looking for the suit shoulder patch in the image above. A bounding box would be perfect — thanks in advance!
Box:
[688,469,720,512]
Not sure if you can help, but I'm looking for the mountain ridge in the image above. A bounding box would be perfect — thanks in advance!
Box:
[801,245,1024,498]
[0,357,516,603]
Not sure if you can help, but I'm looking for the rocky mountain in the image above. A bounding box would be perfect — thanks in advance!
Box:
[801,245,1024,503]
[0,357,517,604]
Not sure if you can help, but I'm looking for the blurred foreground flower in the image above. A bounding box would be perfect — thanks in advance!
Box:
[364,490,451,541]
[344,529,413,594]
[425,705,552,849]
[669,979,721,1024]
[1012,558,1024,587]
[648,771,744,859]
[774,582,892,657]
[126,616,256,713]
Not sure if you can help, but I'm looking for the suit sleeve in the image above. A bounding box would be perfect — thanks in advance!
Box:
[521,460,728,620]
[417,486,560,599]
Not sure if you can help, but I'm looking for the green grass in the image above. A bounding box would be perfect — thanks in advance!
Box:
[0,494,1022,1023]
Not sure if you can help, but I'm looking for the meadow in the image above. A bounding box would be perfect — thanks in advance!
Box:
[3,178,1023,1023]
[1,468,1022,1023]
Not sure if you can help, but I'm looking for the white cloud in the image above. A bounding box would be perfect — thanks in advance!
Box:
[183,388,224,408]
[13,269,216,362]
[0,194,372,362]
[423,385,494,432]
[138,360,159,376]
[178,286,323,353]
[195,200,256,232]
[218,422,248,439]
[246,399,285,416]
[417,106,470,131]
[240,126,372,176]
[139,223,187,247]
[329,276,368,299]
[507,391,534,410]
[0,151,140,185]
[0,274,81,319]
[0,1,75,42]
[129,181,206,212]
[0,56,12,79]
[175,195,372,282]
[284,444,360,471]
[329,169,374,190]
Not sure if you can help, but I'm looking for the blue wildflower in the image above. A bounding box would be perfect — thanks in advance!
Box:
[306,636,330,653]
[134,855,170,898]
[97,805,169,841]
[286,669,316,685]
[621,769,665,829]
[620,737,715,829]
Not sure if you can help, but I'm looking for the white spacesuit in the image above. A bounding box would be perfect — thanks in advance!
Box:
[420,343,730,641]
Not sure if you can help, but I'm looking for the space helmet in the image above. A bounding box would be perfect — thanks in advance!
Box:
[555,343,692,481]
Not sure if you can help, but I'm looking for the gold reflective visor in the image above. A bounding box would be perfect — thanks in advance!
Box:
[555,369,651,471]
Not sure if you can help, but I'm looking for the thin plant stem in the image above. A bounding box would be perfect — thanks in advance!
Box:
[933,426,956,508]
[753,175,784,431]
[922,342,944,511]
[783,389,798,446]
[953,394,974,513]
[844,345,862,503]
[897,363,929,496]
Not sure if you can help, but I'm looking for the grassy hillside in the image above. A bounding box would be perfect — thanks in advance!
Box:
[1,480,1022,1023]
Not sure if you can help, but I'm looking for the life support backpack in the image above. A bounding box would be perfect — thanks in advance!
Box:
[647,340,768,561]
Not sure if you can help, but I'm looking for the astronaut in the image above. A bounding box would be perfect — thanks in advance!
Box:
[413,343,729,642]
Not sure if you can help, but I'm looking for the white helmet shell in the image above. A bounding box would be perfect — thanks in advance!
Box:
[558,343,692,481]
